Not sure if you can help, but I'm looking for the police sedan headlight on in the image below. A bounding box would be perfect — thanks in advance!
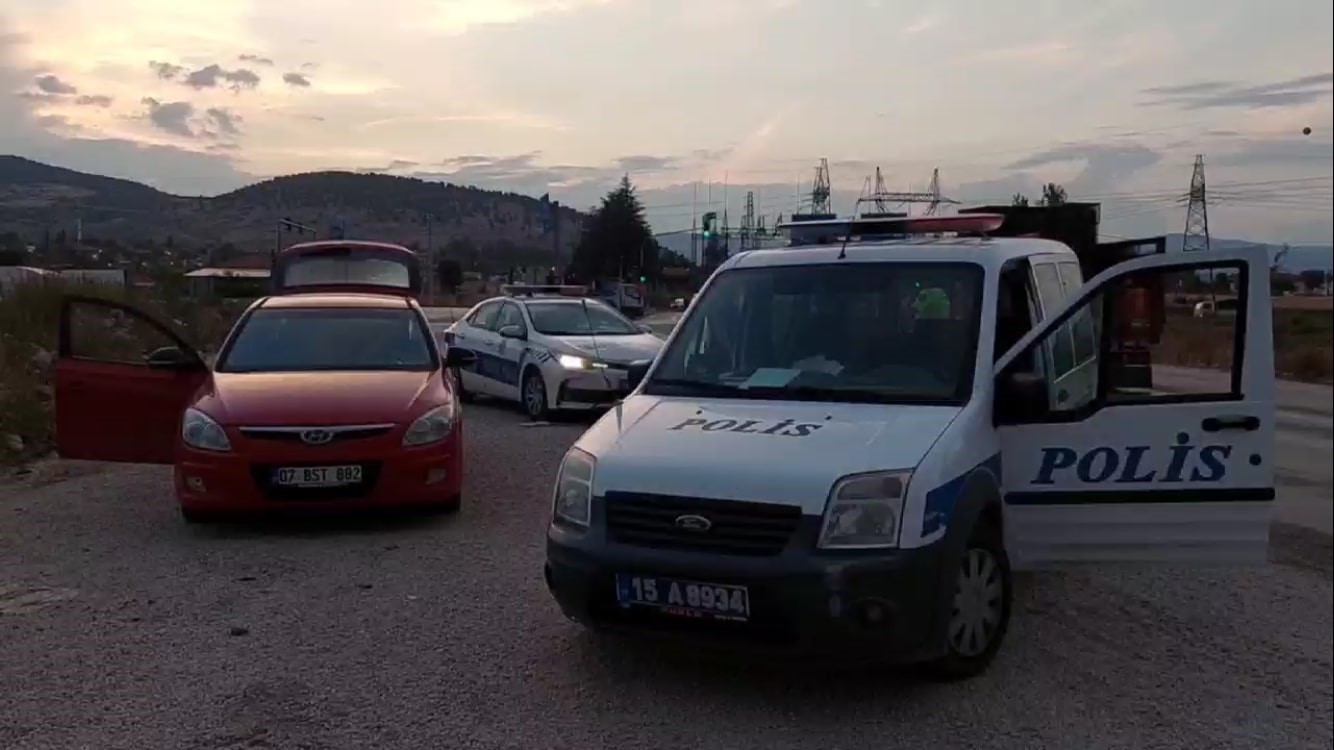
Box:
[402,403,456,447]
[557,354,608,370]
[181,407,231,452]
[552,447,596,527]
[817,470,911,549]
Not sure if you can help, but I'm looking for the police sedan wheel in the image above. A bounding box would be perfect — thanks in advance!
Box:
[949,548,1005,658]
[522,370,548,419]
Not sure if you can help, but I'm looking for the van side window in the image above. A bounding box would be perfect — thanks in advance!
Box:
[1058,262,1097,366]
[1032,263,1076,378]
[994,264,1038,364]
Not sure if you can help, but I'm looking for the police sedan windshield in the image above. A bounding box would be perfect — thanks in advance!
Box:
[216,308,436,373]
[644,261,983,404]
[525,300,641,336]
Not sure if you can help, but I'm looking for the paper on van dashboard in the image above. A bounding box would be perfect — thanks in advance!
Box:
[740,368,800,388]
[740,358,844,388]
[792,356,844,376]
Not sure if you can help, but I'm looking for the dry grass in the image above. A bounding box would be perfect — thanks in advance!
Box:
[1154,306,1333,384]
[0,281,241,465]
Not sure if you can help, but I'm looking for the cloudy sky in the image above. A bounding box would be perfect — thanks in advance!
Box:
[1,0,1331,243]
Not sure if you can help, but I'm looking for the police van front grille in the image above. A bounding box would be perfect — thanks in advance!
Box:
[603,492,801,557]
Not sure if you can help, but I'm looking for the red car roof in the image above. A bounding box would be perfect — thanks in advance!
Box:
[283,240,413,253]
[259,293,414,310]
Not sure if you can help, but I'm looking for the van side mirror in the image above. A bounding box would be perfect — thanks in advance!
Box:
[994,370,1048,424]
[444,347,477,368]
[626,360,652,391]
[144,345,200,370]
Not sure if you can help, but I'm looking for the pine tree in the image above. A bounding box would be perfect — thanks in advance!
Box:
[572,175,658,282]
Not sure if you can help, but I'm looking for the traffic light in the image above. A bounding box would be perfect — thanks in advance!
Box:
[638,275,646,283]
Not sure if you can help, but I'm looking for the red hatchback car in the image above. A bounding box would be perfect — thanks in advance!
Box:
[53,291,475,522]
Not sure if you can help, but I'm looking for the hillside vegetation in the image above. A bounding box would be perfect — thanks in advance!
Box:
[0,156,582,259]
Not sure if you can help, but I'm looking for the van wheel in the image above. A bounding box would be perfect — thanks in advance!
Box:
[522,369,549,421]
[925,526,1013,681]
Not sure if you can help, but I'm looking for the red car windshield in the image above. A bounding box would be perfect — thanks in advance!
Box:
[216,308,435,373]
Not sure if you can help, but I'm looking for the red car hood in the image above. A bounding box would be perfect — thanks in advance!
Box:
[197,371,439,426]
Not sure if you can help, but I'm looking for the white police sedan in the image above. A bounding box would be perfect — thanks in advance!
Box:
[441,290,664,420]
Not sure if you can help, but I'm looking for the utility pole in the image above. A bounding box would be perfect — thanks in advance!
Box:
[856,166,956,217]
[423,212,435,302]
[812,158,832,215]
[1182,154,1213,302]
[740,191,755,251]
[690,182,698,266]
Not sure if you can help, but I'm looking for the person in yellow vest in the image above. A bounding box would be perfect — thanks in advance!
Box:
[913,285,952,320]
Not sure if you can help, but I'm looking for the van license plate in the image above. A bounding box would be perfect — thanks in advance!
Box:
[614,574,750,621]
[273,465,362,487]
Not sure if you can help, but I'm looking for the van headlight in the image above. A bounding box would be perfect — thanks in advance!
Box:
[817,470,910,549]
[403,403,455,447]
[181,408,231,452]
[552,447,595,527]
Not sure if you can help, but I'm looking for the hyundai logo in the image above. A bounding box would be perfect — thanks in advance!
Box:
[299,429,335,445]
[674,514,712,532]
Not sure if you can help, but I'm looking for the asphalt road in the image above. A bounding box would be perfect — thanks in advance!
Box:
[2,400,1331,750]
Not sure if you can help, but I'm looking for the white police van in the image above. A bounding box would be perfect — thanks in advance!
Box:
[543,214,1274,679]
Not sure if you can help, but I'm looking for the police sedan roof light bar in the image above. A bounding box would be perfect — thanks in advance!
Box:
[500,283,587,298]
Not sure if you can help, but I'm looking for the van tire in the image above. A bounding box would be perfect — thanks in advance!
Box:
[924,523,1013,681]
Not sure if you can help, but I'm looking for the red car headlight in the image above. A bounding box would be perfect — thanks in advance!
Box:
[402,403,456,447]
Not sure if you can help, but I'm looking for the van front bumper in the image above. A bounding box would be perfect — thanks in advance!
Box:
[545,518,948,662]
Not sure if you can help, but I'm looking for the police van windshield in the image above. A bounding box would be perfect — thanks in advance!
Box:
[644,261,983,405]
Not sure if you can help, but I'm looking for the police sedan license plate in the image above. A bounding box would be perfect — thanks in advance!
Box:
[273,465,362,487]
[615,574,750,621]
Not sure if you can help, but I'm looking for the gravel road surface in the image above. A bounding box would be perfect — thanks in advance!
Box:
[2,400,1331,750]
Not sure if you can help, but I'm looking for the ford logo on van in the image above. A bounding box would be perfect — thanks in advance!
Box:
[674,514,712,532]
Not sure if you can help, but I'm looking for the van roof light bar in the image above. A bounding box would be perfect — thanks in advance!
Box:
[777,213,1006,247]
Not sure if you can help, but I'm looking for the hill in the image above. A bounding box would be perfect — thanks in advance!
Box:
[0,155,583,262]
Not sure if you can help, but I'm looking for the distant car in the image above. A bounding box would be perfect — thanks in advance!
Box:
[52,292,475,523]
[442,290,664,420]
[1192,298,1239,318]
